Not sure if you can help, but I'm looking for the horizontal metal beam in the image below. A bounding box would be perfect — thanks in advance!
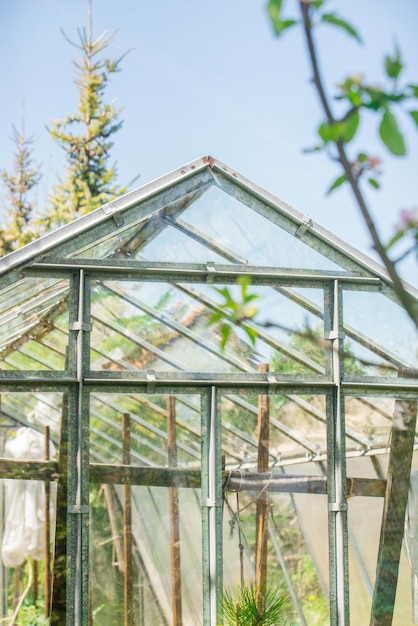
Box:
[28,260,382,285]
[0,458,388,497]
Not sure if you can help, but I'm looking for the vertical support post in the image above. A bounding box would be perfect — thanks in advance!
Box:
[33,560,39,603]
[256,363,270,597]
[370,372,417,626]
[103,484,124,573]
[44,426,51,618]
[50,394,69,626]
[327,280,349,626]
[167,396,183,626]
[66,269,91,626]
[122,413,135,626]
[201,388,223,626]
[0,416,8,618]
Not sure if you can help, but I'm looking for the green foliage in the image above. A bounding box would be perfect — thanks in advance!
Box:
[11,600,49,625]
[265,0,418,277]
[379,109,406,155]
[320,12,362,43]
[42,24,129,230]
[0,126,42,255]
[267,2,417,174]
[267,0,296,37]
[220,581,289,626]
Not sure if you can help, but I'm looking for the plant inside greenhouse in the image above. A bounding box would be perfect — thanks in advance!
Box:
[0,157,417,625]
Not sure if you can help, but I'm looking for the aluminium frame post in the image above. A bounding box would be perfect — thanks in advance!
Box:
[201,387,223,626]
[327,280,350,626]
[66,269,91,626]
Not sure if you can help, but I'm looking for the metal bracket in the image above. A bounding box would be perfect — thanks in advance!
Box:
[202,498,222,508]
[267,373,279,391]
[295,215,313,238]
[206,262,216,282]
[113,212,124,227]
[69,504,90,514]
[70,321,92,332]
[328,502,348,512]
[327,330,345,340]
[146,370,156,393]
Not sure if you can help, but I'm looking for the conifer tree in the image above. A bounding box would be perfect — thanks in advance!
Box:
[43,6,128,230]
[0,125,42,256]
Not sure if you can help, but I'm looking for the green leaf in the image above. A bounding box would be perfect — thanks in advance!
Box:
[318,111,359,144]
[386,229,405,250]
[367,177,380,189]
[303,145,324,154]
[318,121,335,143]
[244,327,258,346]
[327,174,347,194]
[409,110,418,128]
[409,84,418,98]
[219,324,232,350]
[267,0,297,36]
[321,13,362,43]
[379,109,406,155]
[385,47,403,80]
[340,110,360,142]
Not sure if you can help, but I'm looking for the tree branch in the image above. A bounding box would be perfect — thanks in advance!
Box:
[298,1,418,330]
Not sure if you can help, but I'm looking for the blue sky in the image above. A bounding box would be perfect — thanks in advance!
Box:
[1,1,417,284]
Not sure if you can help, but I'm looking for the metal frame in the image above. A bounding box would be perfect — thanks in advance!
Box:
[0,157,417,625]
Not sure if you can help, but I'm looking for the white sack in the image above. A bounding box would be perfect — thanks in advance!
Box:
[1,428,56,568]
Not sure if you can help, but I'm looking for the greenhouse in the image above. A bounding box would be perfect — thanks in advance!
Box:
[0,155,417,626]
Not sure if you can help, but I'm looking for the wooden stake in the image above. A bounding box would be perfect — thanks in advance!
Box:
[50,397,69,625]
[122,413,135,626]
[102,484,124,573]
[167,395,183,626]
[33,559,38,603]
[44,426,51,618]
[370,373,417,626]
[256,363,270,598]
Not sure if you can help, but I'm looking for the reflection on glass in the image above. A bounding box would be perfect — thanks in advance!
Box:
[90,280,325,376]
[89,485,202,625]
[343,290,418,375]
[90,394,201,468]
[0,277,69,371]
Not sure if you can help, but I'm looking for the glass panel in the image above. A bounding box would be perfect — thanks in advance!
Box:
[90,393,200,467]
[221,387,330,624]
[0,392,63,622]
[62,183,347,270]
[89,484,202,625]
[0,392,63,439]
[180,185,343,270]
[345,396,395,456]
[221,392,328,468]
[0,277,69,371]
[343,290,418,378]
[89,392,202,623]
[90,281,325,376]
